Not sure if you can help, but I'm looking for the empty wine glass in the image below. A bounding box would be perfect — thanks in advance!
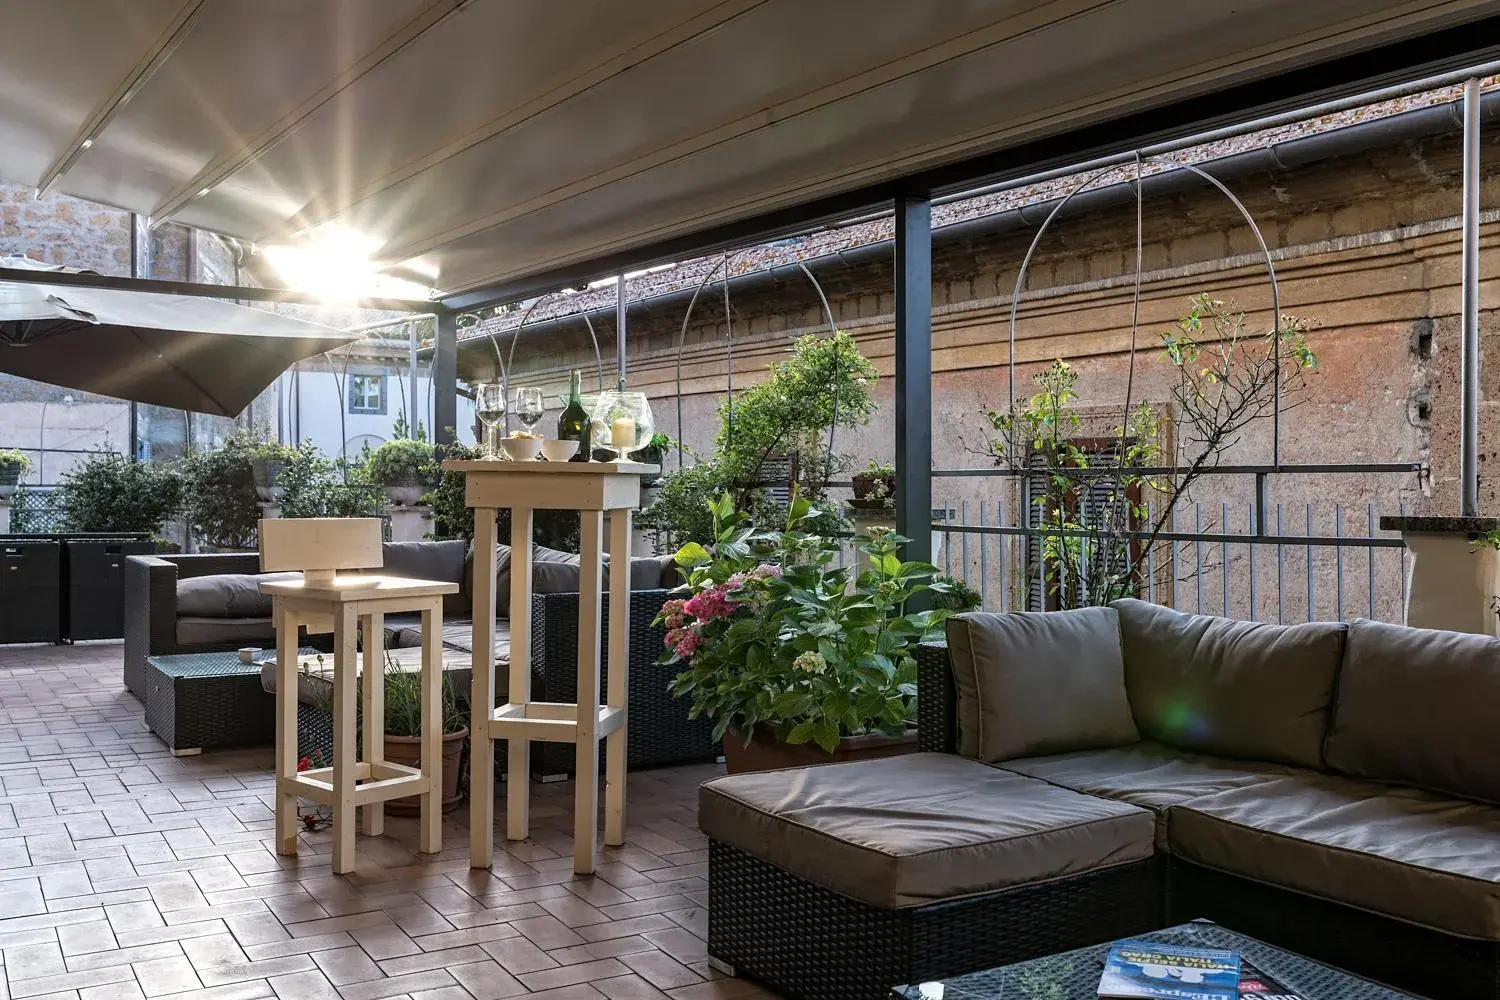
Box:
[475,382,506,458]
[513,386,545,434]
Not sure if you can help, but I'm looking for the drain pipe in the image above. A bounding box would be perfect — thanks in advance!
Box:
[1461,78,1482,518]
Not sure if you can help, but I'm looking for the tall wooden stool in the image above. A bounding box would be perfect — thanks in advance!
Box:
[444,460,655,874]
[259,518,459,875]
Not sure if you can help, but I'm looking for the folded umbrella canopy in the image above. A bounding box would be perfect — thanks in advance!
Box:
[0,256,360,416]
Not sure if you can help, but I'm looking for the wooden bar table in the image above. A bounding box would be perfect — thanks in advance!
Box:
[446,459,657,874]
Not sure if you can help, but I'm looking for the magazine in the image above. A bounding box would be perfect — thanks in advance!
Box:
[1237,961,1305,1000]
[1098,940,1241,1000]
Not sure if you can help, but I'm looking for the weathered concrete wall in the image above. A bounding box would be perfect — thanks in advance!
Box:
[489,127,1500,621]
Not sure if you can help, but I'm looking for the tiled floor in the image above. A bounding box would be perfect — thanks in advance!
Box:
[0,643,773,1000]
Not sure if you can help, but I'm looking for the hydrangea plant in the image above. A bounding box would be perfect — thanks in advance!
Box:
[657,491,953,752]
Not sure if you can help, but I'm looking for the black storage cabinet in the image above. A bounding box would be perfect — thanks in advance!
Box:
[63,536,155,641]
[0,539,61,643]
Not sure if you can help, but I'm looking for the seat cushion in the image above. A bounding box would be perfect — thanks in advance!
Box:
[382,540,469,615]
[699,753,1155,909]
[1168,773,1500,939]
[945,609,1138,762]
[1111,598,1344,769]
[998,742,1291,846]
[176,572,297,618]
[1325,619,1500,805]
[175,616,276,647]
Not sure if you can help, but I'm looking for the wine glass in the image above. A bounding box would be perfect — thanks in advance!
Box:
[513,386,545,436]
[475,382,506,458]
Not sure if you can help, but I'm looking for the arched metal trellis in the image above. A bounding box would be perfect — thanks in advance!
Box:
[670,253,842,480]
[464,294,606,436]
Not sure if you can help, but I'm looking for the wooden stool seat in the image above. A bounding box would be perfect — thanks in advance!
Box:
[259,519,459,875]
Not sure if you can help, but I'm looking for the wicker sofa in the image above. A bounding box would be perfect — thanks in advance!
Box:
[124,541,717,771]
[701,600,1500,1000]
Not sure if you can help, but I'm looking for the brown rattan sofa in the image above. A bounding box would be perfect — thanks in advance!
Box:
[124,540,717,771]
[701,599,1500,1000]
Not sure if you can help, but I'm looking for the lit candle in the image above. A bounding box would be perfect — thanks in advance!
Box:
[610,416,636,449]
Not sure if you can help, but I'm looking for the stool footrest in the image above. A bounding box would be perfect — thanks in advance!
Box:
[280,760,430,806]
[487,702,625,744]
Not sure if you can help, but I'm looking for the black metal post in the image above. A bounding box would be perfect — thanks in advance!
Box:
[894,193,933,573]
[434,309,458,446]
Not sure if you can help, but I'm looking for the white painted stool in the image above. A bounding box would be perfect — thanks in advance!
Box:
[444,460,655,874]
[259,518,459,875]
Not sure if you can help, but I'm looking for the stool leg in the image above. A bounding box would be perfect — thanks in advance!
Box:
[605,509,631,847]
[361,612,385,838]
[574,510,604,874]
[507,507,534,843]
[274,604,299,856]
[470,506,497,868]
[419,599,442,855]
[331,605,358,875]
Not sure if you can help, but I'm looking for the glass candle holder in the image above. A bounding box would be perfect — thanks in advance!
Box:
[588,391,654,461]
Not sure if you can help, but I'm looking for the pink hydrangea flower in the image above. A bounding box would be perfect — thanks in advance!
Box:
[683,585,736,620]
[750,563,782,579]
[666,627,702,657]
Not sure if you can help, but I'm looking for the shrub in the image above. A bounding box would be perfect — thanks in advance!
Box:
[179,431,262,549]
[367,438,436,488]
[56,451,182,538]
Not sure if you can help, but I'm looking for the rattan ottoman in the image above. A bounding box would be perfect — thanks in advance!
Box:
[144,649,314,755]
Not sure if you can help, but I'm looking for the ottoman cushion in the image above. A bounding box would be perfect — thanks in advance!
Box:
[699,753,1155,908]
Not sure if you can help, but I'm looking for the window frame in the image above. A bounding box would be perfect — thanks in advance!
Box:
[347,373,387,416]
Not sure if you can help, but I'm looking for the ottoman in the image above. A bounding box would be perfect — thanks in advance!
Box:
[700,753,1161,1000]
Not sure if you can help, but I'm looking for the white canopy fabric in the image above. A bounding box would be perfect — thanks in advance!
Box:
[0,257,357,416]
[0,1,1496,299]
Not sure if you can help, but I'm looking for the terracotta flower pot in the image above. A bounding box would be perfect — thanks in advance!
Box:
[722,724,917,774]
[381,727,467,815]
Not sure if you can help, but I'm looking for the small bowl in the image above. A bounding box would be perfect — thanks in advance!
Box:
[540,439,580,462]
[499,437,543,461]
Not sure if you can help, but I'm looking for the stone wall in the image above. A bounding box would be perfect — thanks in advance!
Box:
[486,124,1500,620]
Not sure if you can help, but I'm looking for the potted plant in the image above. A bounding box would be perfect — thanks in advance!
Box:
[247,440,299,502]
[0,449,30,499]
[851,459,896,510]
[55,451,182,541]
[658,491,955,773]
[629,432,675,468]
[367,438,436,505]
[179,431,263,550]
[374,655,468,815]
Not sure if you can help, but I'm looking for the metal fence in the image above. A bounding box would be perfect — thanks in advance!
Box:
[930,463,1423,625]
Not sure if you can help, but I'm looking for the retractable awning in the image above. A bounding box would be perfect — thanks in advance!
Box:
[1,1,1498,304]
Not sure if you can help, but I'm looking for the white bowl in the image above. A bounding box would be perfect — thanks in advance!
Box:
[540,439,580,462]
[499,437,543,461]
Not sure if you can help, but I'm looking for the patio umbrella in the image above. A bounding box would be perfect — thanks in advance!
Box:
[0,256,359,416]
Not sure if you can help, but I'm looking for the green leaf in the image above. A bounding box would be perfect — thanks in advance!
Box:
[673,542,712,568]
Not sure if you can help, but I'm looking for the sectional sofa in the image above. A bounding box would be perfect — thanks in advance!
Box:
[123,539,716,770]
[700,599,1500,1000]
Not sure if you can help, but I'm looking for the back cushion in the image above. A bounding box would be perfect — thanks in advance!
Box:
[944,608,1140,763]
[1111,599,1344,768]
[177,572,297,618]
[382,540,469,615]
[1325,620,1500,804]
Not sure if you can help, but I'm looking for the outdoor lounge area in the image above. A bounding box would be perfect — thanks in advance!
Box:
[6,4,1500,1000]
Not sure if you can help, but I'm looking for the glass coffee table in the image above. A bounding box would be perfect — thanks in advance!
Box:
[893,922,1420,999]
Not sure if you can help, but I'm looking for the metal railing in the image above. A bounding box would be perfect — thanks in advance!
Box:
[929,463,1423,625]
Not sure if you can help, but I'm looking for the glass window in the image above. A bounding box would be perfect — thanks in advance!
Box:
[348,373,386,415]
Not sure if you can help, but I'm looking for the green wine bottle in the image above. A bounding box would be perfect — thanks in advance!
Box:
[557,369,591,462]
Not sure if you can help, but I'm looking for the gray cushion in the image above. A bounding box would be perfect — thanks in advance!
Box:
[945,609,1139,763]
[381,540,469,615]
[1168,773,1500,940]
[175,616,276,647]
[490,545,671,616]
[1112,599,1344,769]
[176,572,297,618]
[698,752,1155,909]
[998,742,1291,847]
[1325,620,1500,804]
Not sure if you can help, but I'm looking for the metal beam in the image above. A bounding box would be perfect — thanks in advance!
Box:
[433,310,459,446]
[36,0,209,199]
[0,265,437,313]
[438,18,1500,312]
[150,0,468,225]
[1462,77,1482,518]
[894,194,932,573]
[615,275,627,378]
